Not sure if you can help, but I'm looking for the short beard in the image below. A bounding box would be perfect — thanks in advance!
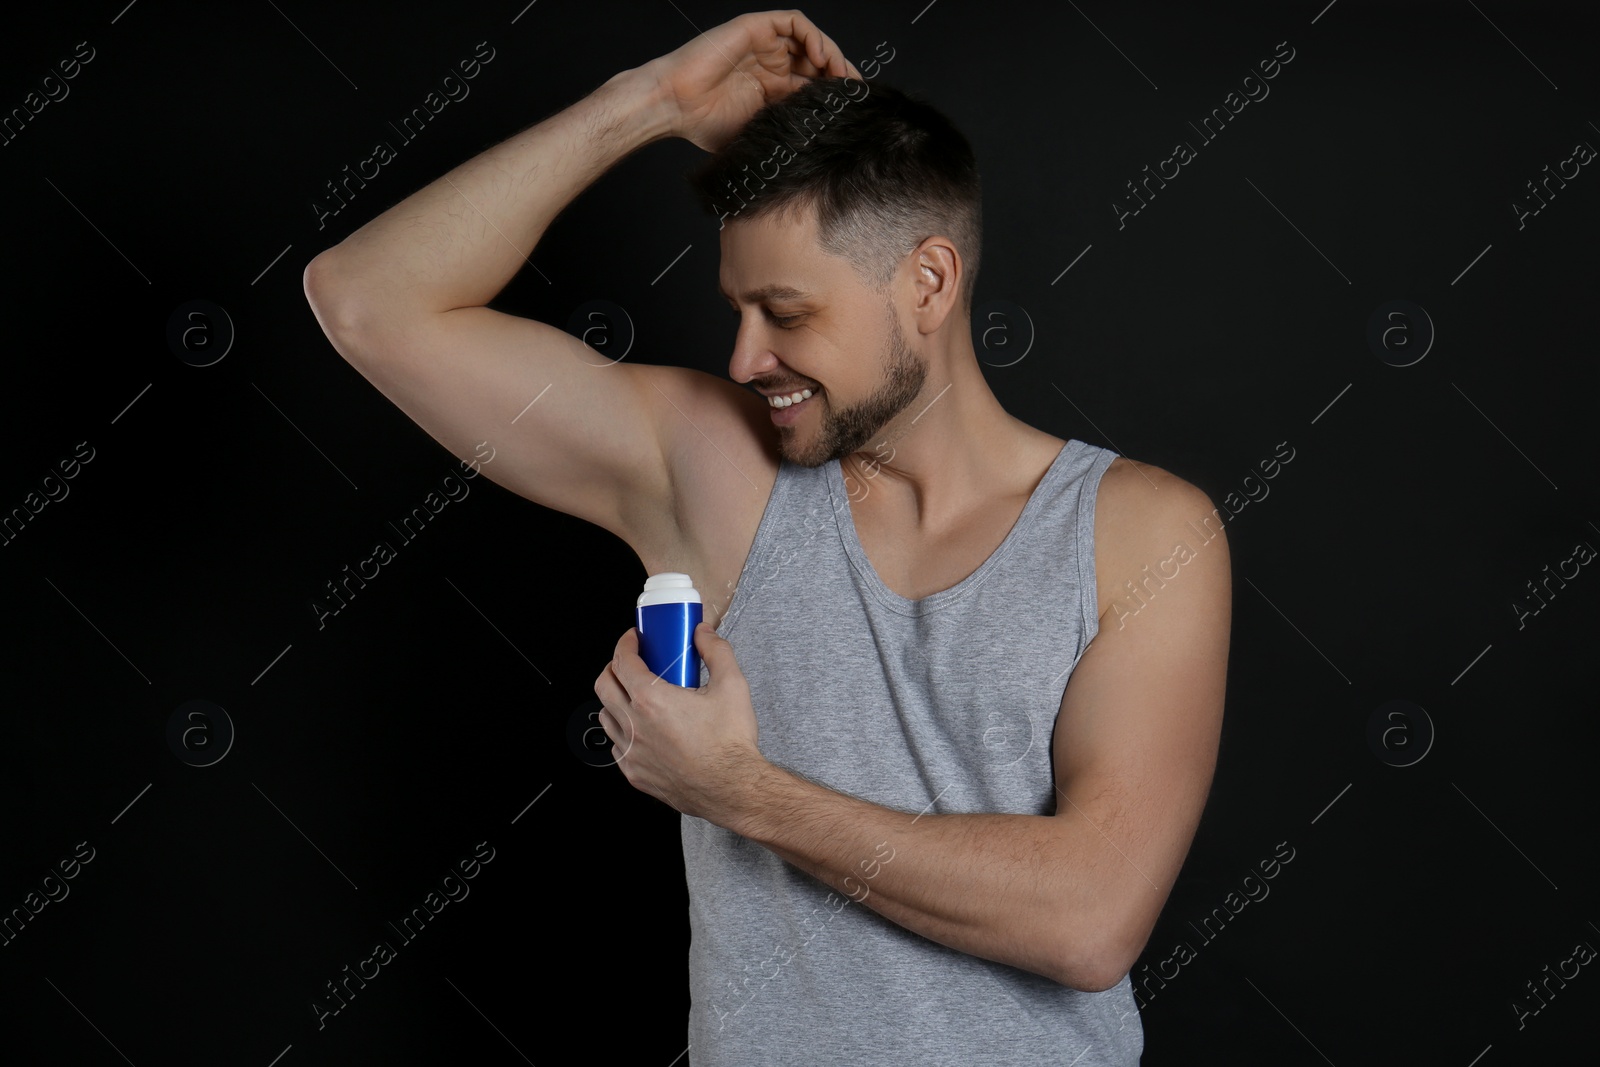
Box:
[780,308,927,468]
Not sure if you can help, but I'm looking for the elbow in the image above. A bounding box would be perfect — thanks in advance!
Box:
[303,249,338,308]
[304,252,351,331]
[1054,959,1129,994]
[1049,923,1143,993]
[1064,967,1132,995]
[304,251,377,360]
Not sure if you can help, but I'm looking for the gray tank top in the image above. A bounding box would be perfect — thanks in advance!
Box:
[685,437,1142,1065]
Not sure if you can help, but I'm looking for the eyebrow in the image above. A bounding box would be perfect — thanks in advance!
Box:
[718,283,813,304]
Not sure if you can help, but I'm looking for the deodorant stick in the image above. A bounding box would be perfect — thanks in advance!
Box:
[636,572,703,687]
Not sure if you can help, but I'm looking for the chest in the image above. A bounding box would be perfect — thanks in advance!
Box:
[849,490,1034,602]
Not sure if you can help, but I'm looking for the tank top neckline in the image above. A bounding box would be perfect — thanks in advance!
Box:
[823,438,1078,616]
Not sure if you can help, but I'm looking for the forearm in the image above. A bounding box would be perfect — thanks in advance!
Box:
[723,760,1152,991]
[307,64,673,320]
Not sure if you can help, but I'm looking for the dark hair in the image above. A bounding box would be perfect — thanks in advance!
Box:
[688,77,982,311]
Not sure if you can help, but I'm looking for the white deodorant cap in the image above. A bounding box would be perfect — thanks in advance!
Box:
[638,572,703,608]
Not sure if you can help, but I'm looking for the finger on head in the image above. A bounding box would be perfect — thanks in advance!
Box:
[819,35,848,77]
[781,35,821,79]
[800,18,824,69]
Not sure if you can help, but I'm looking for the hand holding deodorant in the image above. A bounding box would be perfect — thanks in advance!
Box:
[636,573,703,686]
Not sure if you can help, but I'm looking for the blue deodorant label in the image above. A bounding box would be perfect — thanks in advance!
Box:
[636,573,704,687]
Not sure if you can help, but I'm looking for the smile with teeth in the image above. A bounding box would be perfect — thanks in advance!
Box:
[767,388,815,408]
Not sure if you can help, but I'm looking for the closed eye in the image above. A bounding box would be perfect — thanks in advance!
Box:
[723,298,803,329]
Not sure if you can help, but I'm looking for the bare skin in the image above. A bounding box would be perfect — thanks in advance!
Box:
[303,9,1229,992]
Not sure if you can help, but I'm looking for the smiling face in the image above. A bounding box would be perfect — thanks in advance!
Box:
[719,206,928,468]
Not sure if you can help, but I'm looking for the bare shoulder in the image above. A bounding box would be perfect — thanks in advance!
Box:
[1091,457,1230,625]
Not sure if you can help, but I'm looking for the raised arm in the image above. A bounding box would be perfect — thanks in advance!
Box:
[302,12,861,553]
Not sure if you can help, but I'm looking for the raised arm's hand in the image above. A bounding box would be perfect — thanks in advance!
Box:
[645,9,862,152]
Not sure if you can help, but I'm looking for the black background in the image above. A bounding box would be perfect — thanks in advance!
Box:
[2,1,1596,1064]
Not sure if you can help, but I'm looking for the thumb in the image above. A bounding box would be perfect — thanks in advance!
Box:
[695,621,737,673]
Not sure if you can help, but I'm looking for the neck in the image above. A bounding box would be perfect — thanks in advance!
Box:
[843,340,1055,528]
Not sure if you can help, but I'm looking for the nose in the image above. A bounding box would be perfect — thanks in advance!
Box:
[727,316,780,385]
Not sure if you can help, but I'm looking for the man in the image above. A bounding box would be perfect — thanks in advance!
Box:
[303,11,1229,1064]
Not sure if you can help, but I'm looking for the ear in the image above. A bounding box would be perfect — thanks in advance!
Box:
[909,235,961,333]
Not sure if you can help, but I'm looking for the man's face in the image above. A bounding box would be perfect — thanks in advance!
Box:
[719,207,928,468]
